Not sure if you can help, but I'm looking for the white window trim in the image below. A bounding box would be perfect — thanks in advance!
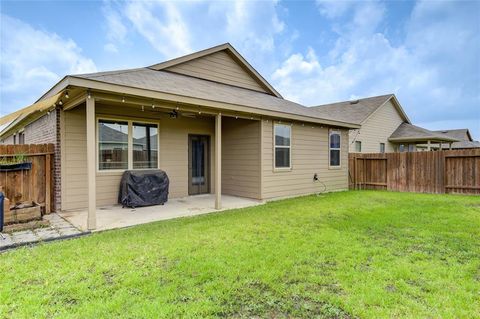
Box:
[96,116,160,173]
[273,122,292,171]
[329,129,341,169]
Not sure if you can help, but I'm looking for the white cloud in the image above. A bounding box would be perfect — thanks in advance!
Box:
[272,0,480,138]
[0,14,96,113]
[102,2,128,53]
[316,0,355,19]
[124,1,192,59]
[101,0,286,70]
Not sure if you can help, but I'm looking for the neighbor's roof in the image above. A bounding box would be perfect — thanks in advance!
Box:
[389,123,459,142]
[311,94,410,125]
[434,129,473,141]
[447,140,480,149]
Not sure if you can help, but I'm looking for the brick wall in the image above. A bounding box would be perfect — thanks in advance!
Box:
[24,112,57,144]
[22,111,62,211]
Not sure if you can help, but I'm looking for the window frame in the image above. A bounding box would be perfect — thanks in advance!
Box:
[379,143,385,153]
[96,116,160,173]
[355,141,362,152]
[273,122,292,171]
[132,122,160,169]
[329,129,342,169]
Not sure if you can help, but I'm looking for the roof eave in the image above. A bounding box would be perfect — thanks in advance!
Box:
[388,136,459,143]
[67,76,359,129]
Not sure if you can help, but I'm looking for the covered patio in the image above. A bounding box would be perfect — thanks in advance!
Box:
[389,122,459,151]
[59,194,263,232]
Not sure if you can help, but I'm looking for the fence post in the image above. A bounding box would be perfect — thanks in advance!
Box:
[45,154,51,213]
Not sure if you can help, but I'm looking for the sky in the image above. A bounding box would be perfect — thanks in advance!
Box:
[1,0,479,138]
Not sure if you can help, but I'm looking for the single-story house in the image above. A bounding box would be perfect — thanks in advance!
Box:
[0,43,359,229]
[430,129,480,150]
[312,94,460,153]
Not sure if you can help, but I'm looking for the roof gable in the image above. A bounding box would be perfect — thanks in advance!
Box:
[362,94,410,125]
[312,94,409,125]
[149,43,282,98]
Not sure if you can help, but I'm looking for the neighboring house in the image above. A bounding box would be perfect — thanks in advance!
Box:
[0,43,359,229]
[312,94,459,153]
[432,129,480,150]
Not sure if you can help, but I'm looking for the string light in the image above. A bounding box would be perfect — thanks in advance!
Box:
[87,90,91,99]
[122,96,125,103]
[65,91,69,99]
[141,105,144,112]
[59,100,63,106]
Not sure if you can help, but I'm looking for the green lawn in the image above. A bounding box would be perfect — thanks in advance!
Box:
[1,191,479,318]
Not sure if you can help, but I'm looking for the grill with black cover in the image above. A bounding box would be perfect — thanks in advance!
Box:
[118,170,169,208]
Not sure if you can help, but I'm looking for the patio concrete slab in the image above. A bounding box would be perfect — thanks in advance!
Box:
[59,194,264,232]
[1,213,86,251]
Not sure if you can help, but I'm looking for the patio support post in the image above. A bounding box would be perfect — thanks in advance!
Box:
[427,140,431,151]
[86,95,97,230]
[449,142,452,150]
[215,113,222,209]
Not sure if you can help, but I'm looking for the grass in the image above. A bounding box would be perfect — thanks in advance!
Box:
[1,191,479,318]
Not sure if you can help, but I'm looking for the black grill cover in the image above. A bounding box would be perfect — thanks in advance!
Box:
[118,170,169,208]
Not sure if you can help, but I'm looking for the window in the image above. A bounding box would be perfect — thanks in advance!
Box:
[408,144,415,152]
[18,132,25,145]
[274,124,291,169]
[399,144,405,152]
[380,143,385,153]
[98,119,159,171]
[98,120,128,170]
[133,123,158,169]
[329,130,341,167]
[355,141,362,152]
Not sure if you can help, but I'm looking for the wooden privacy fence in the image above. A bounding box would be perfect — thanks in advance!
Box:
[349,149,480,195]
[0,144,54,213]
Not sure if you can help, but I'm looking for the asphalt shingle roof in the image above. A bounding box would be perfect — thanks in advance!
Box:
[74,68,355,125]
[389,123,459,142]
[310,94,394,125]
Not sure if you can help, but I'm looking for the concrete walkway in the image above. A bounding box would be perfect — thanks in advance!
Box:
[60,194,264,232]
[0,213,86,251]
